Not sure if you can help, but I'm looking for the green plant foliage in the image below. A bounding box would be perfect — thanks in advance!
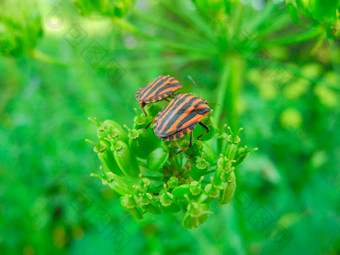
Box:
[0,1,43,56]
[73,0,136,18]
[87,109,256,229]
[286,0,340,38]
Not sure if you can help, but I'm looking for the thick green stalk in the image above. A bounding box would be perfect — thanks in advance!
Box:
[216,54,250,253]
[215,55,244,131]
[215,58,230,127]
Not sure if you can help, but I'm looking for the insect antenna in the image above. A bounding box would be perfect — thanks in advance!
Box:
[188,75,201,98]
[206,102,221,107]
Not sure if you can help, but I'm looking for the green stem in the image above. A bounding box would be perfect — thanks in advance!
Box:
[216,54,249,253]
[215,55,244,130]
[27,49,76,67]
[215,58,230,127]
[227,56,243,131]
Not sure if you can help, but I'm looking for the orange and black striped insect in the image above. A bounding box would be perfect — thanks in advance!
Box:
[136,75,183,116]
[144,93,210,153]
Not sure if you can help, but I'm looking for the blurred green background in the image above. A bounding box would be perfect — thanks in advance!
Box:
[1,0,339,254]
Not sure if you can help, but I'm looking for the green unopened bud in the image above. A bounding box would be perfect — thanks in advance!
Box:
[214,169,227,187]
[111,140,140,179]
[120,195,143,220]
[120,194,137,209]
[234,146,258,166]
[160,185,174,207]
[204,177,220,199]
[160,185,180,212]
[91,166,133,195]
[218,171,236,207]
[139,193,152,206]
[89,118,128,143]
[133,108,147,127]
[217,154,234,172]
[125,125,159,159]
[182,196,211,230]
[190,155,209,181]
[138,192,161,215]
[147,148,169,171]
[189,176,204,196]
[140,176,151,188]
[167,176,179,188]
[86,139,124,176]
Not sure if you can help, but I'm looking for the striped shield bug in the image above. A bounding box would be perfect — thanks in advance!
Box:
[136,75,183,116]
[144,93,210,153]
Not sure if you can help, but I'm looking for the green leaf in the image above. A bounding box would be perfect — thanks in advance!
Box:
[147,148,169,171]
[286,0,300,24]
[309,0,339,21]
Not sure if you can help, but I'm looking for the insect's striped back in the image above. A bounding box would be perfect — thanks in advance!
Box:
[153,93,210,139]
[136,75,182,103]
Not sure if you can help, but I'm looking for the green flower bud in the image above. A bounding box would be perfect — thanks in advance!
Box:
[205,177,220,199]
[167,176,179,189]
[234,146,258,166]
[217,154,233,172]
[97,140,124,176]
[216,124,229,154]
[91,166,133,195]
[213,168,227,187]
[159,185,180,213]
[125,125,159,159]
[218,171,236,207]
[138,192,153,206]
[189,177,204,196]
[190,153,211,181]
[102,120,129,143]
[136,176,151,193]
[147,148,169,171]
[160,191,173,207]
[88,117,128,143]
[120,195,144,220]
[182,198,211,230]
[196,176,221,204]
[133,108,147,129]
[111,140,140,179]
[137,192,161,215]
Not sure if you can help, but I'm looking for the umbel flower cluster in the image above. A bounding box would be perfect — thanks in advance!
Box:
[86,104,256,229]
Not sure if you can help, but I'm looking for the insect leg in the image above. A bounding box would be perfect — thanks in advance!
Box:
[140,102,147,116]
[197,122,209,140]
[142,116,156,129]
[177,131,193,154]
